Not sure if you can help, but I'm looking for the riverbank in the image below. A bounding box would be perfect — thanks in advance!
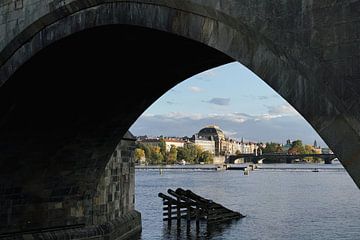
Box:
[135,163,345,172]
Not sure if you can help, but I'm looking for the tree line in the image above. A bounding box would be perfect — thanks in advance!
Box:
[261,139,322,162]
[134,140,214,165]
[262,140,318,154]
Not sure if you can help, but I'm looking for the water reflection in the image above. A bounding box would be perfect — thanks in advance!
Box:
[161,219,241,240]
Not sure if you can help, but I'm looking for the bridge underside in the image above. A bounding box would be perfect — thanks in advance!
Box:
[1,0,360,237]
[0,25,232,234]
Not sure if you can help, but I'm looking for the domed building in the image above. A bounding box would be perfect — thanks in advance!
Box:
[198,125,226,155]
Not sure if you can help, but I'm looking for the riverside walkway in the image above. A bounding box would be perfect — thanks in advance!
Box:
[135,163,258,172]
[135,164,227,171]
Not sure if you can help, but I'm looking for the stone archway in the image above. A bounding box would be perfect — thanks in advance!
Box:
[0,0,359,237]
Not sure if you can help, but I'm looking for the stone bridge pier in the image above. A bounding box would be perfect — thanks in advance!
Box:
[1,0,360,239]
[0,132,141,239]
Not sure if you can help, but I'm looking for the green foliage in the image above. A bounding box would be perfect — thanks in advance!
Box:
[136,141,212,165]
[150,152,164,164]
[166,145,177,164]
[158,140,167,156]
[263,142,283,153]
[134,148,145,162]
[149,146,164,164]
[303,144,322,163]
[177,145,197,163]
[198,151,214,164]
[304,144,316,154]
[176,144,212,164]
[138,143,151,159]
[289,140,305,154]
[291,140,303,148]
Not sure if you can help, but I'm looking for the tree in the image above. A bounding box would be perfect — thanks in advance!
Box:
[176,146,188,162]
[159,139,167,156]
[138,143,151,159]
[263,142,282,153]
[134,148,145,163]
[303,144,323,163]
[194,145,204,163]
[149,146,164,165]
[198,151,214,164]
[292,140,303,148]
[166,145,177,164]
[288,140,305,154]
[176,144,202,164]
[304,144,316,154]
[186,144,197,163]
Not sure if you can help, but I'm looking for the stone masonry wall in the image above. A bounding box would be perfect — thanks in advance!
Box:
[0,131,141,239]
[92,133,136,225]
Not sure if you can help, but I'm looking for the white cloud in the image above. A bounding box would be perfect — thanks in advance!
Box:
[223,130,238,137]
[255,114,282,121]
[188,86,203,93]
[208,113,248,123]
[155,112,204,121]
[266,104,298,116]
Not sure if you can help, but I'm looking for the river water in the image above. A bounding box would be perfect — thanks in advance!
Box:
[134,163,360,240]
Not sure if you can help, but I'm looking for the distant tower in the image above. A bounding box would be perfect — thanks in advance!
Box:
[314,140,318,148]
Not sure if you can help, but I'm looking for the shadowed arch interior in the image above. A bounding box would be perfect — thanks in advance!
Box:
[0,24,233,172]
[0,24,233,232]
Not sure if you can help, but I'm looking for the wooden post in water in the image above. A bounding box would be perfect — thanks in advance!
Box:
[186,200,191,229]
[176,196,181,227]
[167,202,172,226]
[195,204,200,229]
[159,188,245,229]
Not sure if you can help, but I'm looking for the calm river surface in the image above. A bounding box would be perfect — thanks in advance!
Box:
[135,163,360,240]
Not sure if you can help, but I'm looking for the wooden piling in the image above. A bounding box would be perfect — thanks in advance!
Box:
[158,188,245,228]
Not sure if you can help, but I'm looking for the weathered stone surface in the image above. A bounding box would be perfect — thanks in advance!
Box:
[0,132,141,238]
[0,210,141,240]
[0,0,360,237]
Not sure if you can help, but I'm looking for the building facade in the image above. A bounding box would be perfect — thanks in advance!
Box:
[197,125,259,156]
[137,125,260,158]
[191,134,215,154]
[198,125,225,155]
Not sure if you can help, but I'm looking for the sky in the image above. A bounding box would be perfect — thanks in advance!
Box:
[129,62,327,147]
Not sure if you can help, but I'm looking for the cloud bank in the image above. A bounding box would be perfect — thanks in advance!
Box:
[130,105,327,147]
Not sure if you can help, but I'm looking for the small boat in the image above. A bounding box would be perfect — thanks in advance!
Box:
[312,168,319,172]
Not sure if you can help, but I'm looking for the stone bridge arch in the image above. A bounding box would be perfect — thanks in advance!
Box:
[0,0,360,237]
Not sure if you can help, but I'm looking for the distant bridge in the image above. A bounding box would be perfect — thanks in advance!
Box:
[226,153,337,164]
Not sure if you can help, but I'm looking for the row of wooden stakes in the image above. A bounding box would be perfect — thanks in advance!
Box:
[158,188,245,226]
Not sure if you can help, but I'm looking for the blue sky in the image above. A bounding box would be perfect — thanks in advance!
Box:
[130,62,327,147]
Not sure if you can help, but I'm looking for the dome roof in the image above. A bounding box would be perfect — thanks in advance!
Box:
[198,125,225,140]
